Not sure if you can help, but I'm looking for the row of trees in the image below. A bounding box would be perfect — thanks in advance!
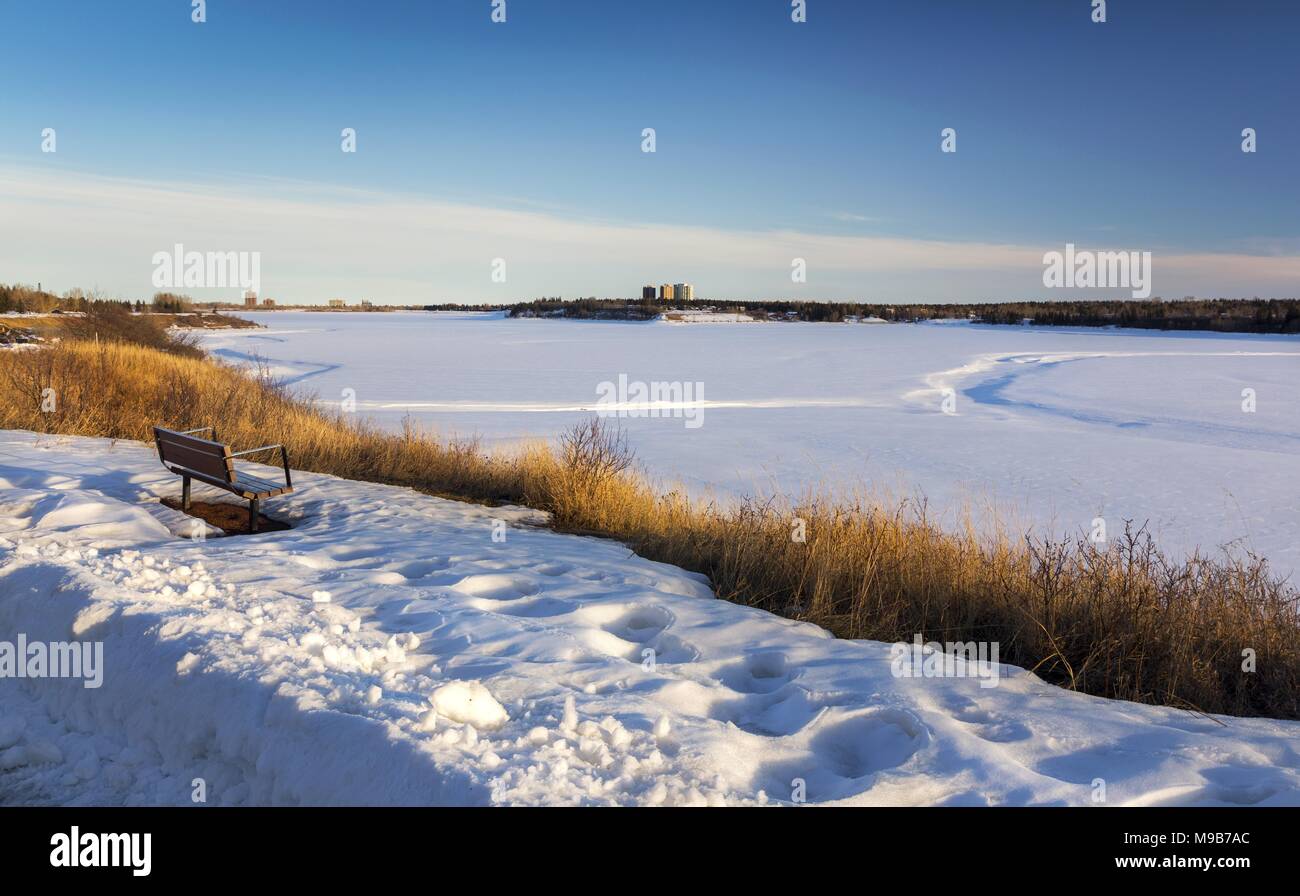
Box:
[9,283,1300,333]
[488,296,1300,333]
[0,283,67,313]
[959,298,1300,332]
[0,283,194,314]
[507,297,662,320]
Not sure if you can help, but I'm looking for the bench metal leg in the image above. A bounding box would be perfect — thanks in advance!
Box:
[182,475,192,511]
[249,497,260,534]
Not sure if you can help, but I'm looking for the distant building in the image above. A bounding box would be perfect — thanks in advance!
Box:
[642,285,656,301]
[658,284,674,301]
[674,283,693,302]
[243,290,257,309]
[328,299,346,308]
[261,298,275,308]
[360,300,374,310]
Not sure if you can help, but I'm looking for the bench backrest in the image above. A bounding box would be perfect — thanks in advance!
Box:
[154,427,236,484]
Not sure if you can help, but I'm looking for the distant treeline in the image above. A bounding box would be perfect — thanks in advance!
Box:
[919,298,1300,333]
[9,283,1299,333]
[0,283,195,314]
[506,298,664,320]
[417,296,1300,333]
[425,297,759,321]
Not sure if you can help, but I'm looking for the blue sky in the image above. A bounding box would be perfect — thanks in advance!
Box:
[2,0,1298,303]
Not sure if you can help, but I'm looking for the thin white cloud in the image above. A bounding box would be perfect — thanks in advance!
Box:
[830,212,884,224]
[1,165,1297,303]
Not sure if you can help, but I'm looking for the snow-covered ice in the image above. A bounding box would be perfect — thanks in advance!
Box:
[204,313,1300,580]
[2,431,1298,806]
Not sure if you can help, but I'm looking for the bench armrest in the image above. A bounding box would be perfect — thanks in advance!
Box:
[230,444,293,489]
[176,426,216,438]
[229,444,282,458]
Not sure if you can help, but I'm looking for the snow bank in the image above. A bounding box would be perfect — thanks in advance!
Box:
[659,311,758,323]
[2,431,1298,806]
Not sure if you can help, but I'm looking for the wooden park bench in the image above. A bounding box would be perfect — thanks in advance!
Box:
[153,426,293,533]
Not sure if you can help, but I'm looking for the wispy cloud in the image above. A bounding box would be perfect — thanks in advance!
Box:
[2,166,1297,303]
[829,212,884,224]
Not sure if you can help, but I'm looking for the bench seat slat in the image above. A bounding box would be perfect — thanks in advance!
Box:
[168,466,287,499]
[231,472,290,499]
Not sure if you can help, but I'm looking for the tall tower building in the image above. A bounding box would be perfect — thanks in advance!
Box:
[642,285,656,301]
[674,283,693,302]
[659,284,675,301]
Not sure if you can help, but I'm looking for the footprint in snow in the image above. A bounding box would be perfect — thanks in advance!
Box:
[755,707,931,803]
[571,603,699,665]
[323,544,391,565]
[601,604,673,643]
[449,573,540,601]
[942,695,1032,743]
[533,562,574,577]
[390,558,450,580]
[492,596,577,619]
[719,683,825,738]
[716,651,796,695]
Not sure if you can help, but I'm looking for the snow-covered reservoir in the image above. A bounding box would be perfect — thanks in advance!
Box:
[2,432,1298,806]
[204,312,1300,579]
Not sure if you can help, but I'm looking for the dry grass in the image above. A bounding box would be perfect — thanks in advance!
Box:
[3,305,256,345]
[2,333,1297,720]
[0,338,536,504]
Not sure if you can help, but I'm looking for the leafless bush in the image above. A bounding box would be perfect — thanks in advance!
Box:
[559,417,633,483]
[60,302,202,358]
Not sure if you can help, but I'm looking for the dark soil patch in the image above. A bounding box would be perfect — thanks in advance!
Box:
[161,497,291,536]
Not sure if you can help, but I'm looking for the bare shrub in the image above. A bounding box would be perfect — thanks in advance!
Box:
[61,302,202,358]
[559,417,633,483]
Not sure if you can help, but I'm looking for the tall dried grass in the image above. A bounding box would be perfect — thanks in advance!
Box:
[0,338,536,503]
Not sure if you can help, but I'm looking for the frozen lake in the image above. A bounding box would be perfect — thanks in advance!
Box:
[203,311,1300,579]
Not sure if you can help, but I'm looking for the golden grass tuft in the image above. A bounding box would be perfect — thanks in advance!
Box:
[0,338,538,503]
[2,336,1296,719]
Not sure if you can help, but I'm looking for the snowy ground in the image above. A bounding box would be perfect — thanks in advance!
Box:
[661,311,758,323]
[204,312,1300,580]
[2,431,1298,806]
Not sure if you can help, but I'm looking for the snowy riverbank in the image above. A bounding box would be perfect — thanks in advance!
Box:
[2,431,1298,806]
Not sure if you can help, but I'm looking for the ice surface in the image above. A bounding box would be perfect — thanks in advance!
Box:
[203,313,1300,580]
